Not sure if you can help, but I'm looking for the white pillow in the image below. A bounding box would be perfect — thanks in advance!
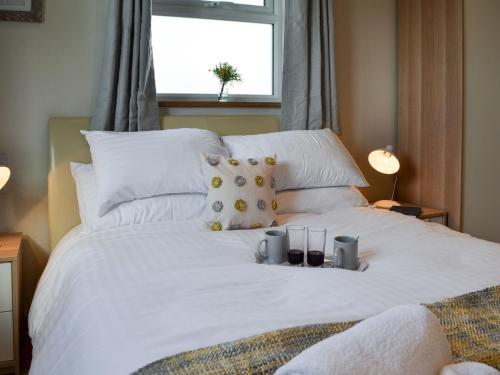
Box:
[222,129,368,191]
[277,186,368,214]
[82,128,228,216]
[71,163,206,231]
[202,154,277,231]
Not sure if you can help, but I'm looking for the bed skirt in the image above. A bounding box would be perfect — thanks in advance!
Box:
[134,285,500,374]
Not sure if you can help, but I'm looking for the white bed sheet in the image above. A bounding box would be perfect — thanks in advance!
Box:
[28,208,500,375]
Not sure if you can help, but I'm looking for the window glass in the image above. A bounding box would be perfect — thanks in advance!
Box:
[201,0,265,5]
[152,16,273,95]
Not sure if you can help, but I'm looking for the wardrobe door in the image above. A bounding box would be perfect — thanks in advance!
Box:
[398,0,463,230]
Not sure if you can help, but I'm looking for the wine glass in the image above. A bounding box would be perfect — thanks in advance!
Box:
[286,225,305,266]
[307,227,326,267]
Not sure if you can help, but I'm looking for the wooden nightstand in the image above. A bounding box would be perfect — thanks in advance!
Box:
[397,203,449,226]
[0,233,21,375]
[373,203,449,227]
[417,206,449,226]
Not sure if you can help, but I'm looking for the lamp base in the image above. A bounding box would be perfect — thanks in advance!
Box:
[374,200,401,209]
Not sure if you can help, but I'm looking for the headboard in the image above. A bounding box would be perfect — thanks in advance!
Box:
[48,115,280,250]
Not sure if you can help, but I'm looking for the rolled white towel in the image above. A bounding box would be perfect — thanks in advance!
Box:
[440,362,500,375]
[275,305,452,375]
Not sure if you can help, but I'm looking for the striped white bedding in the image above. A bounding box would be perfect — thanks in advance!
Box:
[28,208,500,375]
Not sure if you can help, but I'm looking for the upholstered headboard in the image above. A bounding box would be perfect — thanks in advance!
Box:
[48,115,280,250]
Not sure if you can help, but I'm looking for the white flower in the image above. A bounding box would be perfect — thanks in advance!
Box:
[257,200,266,210]
[212,200,224,212]
[206,155,220,166]
[234,175,247,187]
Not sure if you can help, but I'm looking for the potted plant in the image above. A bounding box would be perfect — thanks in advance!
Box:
[211,62,242,101]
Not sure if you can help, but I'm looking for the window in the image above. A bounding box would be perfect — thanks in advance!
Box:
[152,0,283,101]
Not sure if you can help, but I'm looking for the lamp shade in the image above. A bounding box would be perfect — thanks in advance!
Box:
[0,165,11,190]
[368,146,400,175]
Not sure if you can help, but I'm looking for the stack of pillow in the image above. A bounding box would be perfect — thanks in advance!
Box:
[72,128,369,232]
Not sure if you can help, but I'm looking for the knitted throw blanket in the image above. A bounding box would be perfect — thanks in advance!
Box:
[134,285,500,374]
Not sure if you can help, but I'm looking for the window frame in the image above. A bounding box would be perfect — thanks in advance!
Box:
[152,0,283,102]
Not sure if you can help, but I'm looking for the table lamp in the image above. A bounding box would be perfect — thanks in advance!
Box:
[0,164,10,247]
[368,145,400,209]
[0,164,10,191]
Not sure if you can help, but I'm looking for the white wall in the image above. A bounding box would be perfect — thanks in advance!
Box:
[0,0,105,312]
[463,0,500,243]
[335,0,398,203]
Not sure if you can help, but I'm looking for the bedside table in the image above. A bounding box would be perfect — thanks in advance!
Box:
[0,233,21,375]
[373,203,449,227]
[417,206,449,226]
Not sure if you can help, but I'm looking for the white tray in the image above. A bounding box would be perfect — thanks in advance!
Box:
[256,254,369,272]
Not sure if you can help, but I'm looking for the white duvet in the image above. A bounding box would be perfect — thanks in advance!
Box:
[29,208,500,375]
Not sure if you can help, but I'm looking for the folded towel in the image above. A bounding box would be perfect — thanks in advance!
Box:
[275,305,452,375]
[440,362,500,375]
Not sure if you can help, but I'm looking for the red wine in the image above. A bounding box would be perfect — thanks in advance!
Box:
[287,249,304,265]
[307,250,325,267]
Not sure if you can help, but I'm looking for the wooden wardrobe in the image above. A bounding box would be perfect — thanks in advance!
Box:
[397,0,463,230]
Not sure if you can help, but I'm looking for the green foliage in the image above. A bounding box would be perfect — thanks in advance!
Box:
[211,62,242,85]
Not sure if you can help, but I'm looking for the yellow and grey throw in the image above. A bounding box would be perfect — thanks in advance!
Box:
[203,154,277,231]
[134,285,500,374]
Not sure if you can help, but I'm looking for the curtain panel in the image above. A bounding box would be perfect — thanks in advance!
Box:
[281,0,339,133]
[91,0,160,131]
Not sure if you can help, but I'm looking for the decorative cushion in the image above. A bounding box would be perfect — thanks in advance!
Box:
[202,154,277,231]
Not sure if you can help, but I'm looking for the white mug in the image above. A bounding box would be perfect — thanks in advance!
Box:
[333,236,359,270]
[257,230,287,264]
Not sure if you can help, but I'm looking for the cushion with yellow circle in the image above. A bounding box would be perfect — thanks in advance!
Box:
[202,154,277,231]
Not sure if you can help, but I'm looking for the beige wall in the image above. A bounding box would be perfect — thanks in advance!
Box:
[463,0,500,243]
[0,0,105,312]
[335,0,398,203]
[0,0,397,312]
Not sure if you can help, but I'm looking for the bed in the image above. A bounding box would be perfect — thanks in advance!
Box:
[29,117,500,375]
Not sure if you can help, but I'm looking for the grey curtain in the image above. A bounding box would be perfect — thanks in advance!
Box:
[281,0,339,133]
[91,0,160,131]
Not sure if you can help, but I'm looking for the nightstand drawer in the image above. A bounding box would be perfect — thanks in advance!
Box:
[0,263,12,312]
[0,311,13,362]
